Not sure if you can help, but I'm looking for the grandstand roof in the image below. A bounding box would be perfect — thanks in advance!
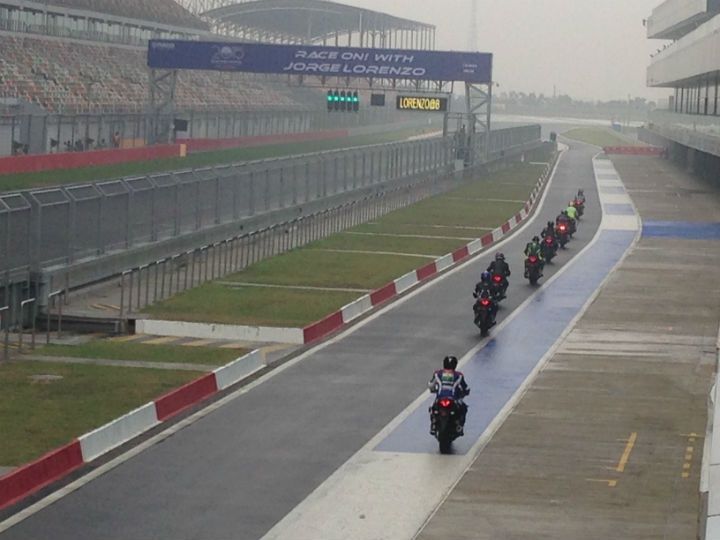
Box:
[205,0,433,42]
[46,0,209,31]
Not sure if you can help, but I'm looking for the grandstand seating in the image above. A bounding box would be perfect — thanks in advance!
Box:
[47,0,208,31]
[0,35,308,113]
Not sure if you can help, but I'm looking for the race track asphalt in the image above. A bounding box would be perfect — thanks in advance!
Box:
[0,139,602,540]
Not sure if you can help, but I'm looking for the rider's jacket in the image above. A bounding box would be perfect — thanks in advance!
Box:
[525,242,542,257]
[565,206,578,220]
[428,369,469,400]
[487,259,511,277]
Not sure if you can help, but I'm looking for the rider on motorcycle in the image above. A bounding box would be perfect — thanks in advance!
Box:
[566,201,579,221]
[524,236,545,277]
[428,355,470,435]
[486,252,511,296]
[541,220,556,240]
[576,188,586,205]
[474,271,494,298]
[486,252,511,278]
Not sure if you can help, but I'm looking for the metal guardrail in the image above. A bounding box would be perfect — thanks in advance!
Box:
[0,125,540,276]
[115,138,546,318]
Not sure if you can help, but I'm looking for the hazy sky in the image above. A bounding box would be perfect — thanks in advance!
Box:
[344,0,669,102]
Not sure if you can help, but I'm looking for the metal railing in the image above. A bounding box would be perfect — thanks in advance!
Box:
[116,139,546,317]
[0,125,540,276]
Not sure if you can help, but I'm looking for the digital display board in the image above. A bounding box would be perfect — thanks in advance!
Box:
[396,95,449,112]
[148,40,493,84]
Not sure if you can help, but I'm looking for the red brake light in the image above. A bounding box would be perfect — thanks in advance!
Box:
[439,398,452,408]
[529,255,538,263]
[480,298,490,307]
[558,225,566,231]
[545,237,553,244]
[492,274,502,283]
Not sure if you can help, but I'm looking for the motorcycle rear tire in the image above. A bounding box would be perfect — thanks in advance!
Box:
[438,432,452,454]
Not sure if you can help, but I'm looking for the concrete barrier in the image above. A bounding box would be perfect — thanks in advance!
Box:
[703,329,720,539]
[154,373,218,421]
[603,146,664,156]
[394,271,419,295]
[341,295,373,324]
[136,319,305,345]
[214,350,266,391]
[78,403,159,462]
[0,441,84,510]
[0,145,181,175]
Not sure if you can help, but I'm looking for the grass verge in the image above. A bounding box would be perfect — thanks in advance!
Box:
[144,283,360,327]
[562,127,641,148]
[144,156,553,326]
[0,126,435,192]
[33,341,246,367]
[0,361,197,466]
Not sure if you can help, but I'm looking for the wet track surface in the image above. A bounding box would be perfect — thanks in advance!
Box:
[0,141,602,540]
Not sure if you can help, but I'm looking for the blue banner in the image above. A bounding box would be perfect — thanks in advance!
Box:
[147,40,492,83]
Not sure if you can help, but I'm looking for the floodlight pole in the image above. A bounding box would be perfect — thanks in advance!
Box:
[148,68,178,145]
[464,81,492,165]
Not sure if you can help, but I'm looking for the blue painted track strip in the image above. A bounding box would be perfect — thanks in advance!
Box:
[375,230,636,455]
[603,203,635,215]
[642,221,720,240]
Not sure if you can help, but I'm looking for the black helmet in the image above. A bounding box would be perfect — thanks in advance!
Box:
[532,235,540,242]
[443,355,458,370]
[495,252,505,261]
[547,221,554,228]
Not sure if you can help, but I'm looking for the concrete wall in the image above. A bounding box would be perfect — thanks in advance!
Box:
[648,14,720,87]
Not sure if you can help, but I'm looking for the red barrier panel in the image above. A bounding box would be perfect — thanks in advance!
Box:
[603,146,664,156]
[515,212,523,224]
[481,233,494,247]
[303,310,345,343]
[452,246,470,263]
[179,129,350,153]
[501,222,511,233]
[0,441,83,510]
[416,262,438,281]
[370,283,397,307]
[155,374,218,421]
[0,145,181,175]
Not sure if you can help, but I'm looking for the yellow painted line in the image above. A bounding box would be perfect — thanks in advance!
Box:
[686,446,694,453]
[91,303,110,312]
[685,453,693,461]
[261,344,292,354]
[219,342,252,350]
[682,472,690,478]
[97,303,120,311]
[143,336,180,345]
[683,463,691,470]
[112,335,143,342]
[689,437,696,443]
[615,432,637,473]
[184,339,215,347]
[586,478,617,487]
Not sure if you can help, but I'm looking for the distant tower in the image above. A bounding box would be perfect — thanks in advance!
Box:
[468,0,478,50]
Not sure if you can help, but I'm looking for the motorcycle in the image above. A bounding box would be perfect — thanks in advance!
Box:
[555,222,570,248]
[490,273,508,302]
[473,294,497,337]
[524,254,543,285]
[568,217,577,237]
[541,235,558,263]
[573,199,585,218]
[430,396,464,454]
